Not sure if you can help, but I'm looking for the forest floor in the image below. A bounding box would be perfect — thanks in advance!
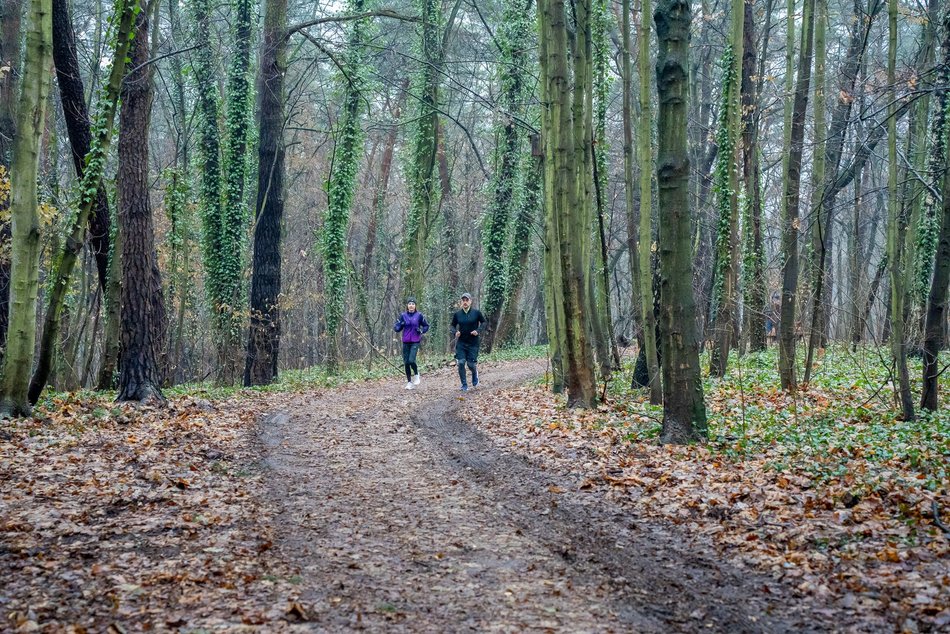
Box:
[1,354,947,632]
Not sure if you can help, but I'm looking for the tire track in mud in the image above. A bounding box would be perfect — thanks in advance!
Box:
[259,360,838,633]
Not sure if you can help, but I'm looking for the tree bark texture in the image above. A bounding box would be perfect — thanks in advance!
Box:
[886,0,914,420]
[778,0,815,391]
[244,0,287,386]
[638,0,662,402]
[116,1,167,403]
[0,0,52,416]
[0,0,23,356]
[920,6,950,411]
[51,0,110,291]
[655,0,707,442]
[741,0,767,353]
[30,0,138,404]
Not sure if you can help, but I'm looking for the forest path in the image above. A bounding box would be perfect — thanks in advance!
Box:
[259,359,834,633]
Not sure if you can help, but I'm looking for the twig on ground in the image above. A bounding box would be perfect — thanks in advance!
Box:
[932,500,950,537]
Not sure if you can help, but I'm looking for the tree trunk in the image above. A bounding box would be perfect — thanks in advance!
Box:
[0,0,22,356]
[638,0,662,402]
[402,0,443,301]
[0,0,52,416]
[321,0,367,372]
[886,0,914,420]
[29,0,138,405]
[778,0,815,391]
[217,0,255,383]
[116,0,166,403]
[622,0,645,390]
[51,0,110,291]
[709,0,743,378]
[741,0,768,353]
[915,3,949,325]
[496,156,541,348]
[244,0,287,386]
[803,0,827,385]
[920,6,950,412]
[482,0,532,353]
[655,0,707,442]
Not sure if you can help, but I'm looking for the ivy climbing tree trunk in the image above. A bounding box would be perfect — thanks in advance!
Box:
[708,0,743,378]
[482,0,531,354]
[51,0,111,292]
[321,0,367,372]
[655,0,707,441]
[218,0,255,383]
[916,4,949,328]
[401,0,443,301]
[920,6,950,412]
[244,0,287,386]
[117,0,167,403]
[778,0,815,391]
[191,0,227,380]
[495,155,541,348]
[28,0,138,405]
[0,0,52,416]
[741,0,768,353]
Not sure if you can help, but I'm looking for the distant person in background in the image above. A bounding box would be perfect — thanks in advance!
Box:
[394,298,429,390]
[451,292,486,392]
[766,290,781,345]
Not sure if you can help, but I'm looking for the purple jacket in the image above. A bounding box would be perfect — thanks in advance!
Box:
[394,311,430,343]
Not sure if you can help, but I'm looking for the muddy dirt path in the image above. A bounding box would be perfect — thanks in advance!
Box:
[259,360,837,632]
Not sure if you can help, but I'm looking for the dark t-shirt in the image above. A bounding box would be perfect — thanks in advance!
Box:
[451,309,486,346]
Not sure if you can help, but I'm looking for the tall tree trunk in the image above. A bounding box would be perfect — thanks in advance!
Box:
[741,0,768,353]
[28,0,138,404]
[0,0,52,416]
[0,0,22,357]
[402,0,443,300]
[886,0,914,420]
[538,0,567,394]
[244,0,287,386]
[51,0,110,291]
[117,0,166,403]
[564,0,597,406]
[915,3,950,325]
[709,0,744,378]
[217,0,255,382]
[622,0,645,390]
[496,155,541,348]
[320,0,367,373]
[191,0,228,381]
[482,0,531,353]
[655,0,707,442]
[803,0,827,385]
[920,6,950,412]
[778,0,815,391]
[590,0,617,375]
[638,0,661,402]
